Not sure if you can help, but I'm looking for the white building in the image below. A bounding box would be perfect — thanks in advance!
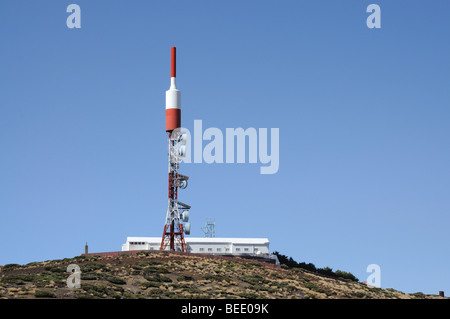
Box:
[122,237,270,256]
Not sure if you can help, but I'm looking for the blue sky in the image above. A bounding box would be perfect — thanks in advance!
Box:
[0,1,449,295]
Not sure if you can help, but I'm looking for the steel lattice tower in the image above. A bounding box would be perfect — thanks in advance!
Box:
[160,47,191,252]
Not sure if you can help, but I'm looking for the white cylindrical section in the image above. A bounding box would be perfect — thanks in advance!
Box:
[170,77,177,89]
[166,77,181,110]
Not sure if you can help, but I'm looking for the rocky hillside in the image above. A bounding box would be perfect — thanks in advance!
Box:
[0,251,445,299]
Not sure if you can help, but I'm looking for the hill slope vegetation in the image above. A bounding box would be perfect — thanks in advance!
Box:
[0,251,444,299]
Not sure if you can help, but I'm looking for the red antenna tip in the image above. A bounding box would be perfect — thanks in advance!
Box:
[171,47,176,78]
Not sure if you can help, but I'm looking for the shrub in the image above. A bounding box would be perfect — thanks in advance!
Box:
[75,291,99,299]
[251,284,271,292]
[240,274,269,285]
[317,267,334,276]
[80,283,119,298]
[32,272,65,288]
[270,272,283,279]
[297,262,317,272]
[1,276,24,285]
[304,282,319,290]
[158,275,172,283]
[141,281,162,289]
[25,262,42,267]
[1,274,37,285]
[353,291,371,298]
[163,291,176,298]
[106,290,122,299]
[35,290,56,298]
[272,281,297,291]
[202,274,230,283]
[131,265,143,272]
[2,264,21,271]
[246,262,263,268]
[335,270,359,282]
[81,283,107,294]
[237,292,260,299]
[73,255,91,261]
[143,266,169,274]
[109,284,124,292]
[272,251,359,282]
[184,287,203,294]
[123,293,146,299]
[81,263,107,272]
[171,283,190,290]
[137,260,163,266]
[136,251,149,256]
[303,282,333,295]
[44,265,66,273]
[224,261,238,268]
[177,275,194,282]
[106,276,126,285]
[147,288,164,297]
[81,272,100,280]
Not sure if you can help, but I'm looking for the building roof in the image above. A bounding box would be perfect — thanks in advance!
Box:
[125,237,269,245]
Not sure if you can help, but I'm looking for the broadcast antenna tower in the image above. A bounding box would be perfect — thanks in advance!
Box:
[160,47,191,252]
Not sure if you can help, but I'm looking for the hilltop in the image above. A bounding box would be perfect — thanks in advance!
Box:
[0,251,445,299]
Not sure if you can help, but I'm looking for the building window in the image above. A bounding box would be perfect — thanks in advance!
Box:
[208,248,213,252]
[225,248,230,252]
[236,248,241,252]
[217,248,222,252]
[244,248,249,252]
[199,248,204,252]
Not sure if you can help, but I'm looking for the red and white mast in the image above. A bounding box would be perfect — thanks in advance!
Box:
[160,47,191,252]
[165,46,181,132]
